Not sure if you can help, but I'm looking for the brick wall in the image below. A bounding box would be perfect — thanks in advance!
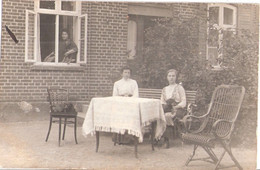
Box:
[1,1,257,103]
[173,3,200,19]
[237,4,259,34]
[0,0,128,102]
[83,2,128,98]
[1,0,34,102]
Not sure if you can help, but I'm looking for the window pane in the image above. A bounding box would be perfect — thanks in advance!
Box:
[79,16,86,62]
[62,1,76,11]
[209,7,219,25]
[127,20,137,59]
[208,47,218,66]
[40,1,55,10]
[40,14,56,62]
[208,29,218,47]
[224,7,233,25]
[27,12,35,61]
[59,15,78,63]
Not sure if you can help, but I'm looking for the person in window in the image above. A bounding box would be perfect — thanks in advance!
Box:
[44,29,78,64]
[160,69,186,148]
[112,66,139,145]
[112,67,139,97]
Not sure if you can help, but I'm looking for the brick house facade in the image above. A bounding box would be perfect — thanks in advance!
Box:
[0,1,258,106]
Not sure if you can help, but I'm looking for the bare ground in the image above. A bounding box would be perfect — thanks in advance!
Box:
[0,120,256,170]
[0,103,256,169]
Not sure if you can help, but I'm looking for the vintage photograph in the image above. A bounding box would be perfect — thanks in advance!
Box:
[0,0,258,169]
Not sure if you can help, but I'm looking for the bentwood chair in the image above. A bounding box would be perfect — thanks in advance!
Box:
[45,87,78,146]
[182,85,245,170]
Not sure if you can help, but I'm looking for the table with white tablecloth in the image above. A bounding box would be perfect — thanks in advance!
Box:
[81,96,166,157]
[82,96,166,141]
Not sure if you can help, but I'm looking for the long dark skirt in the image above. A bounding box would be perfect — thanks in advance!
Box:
[112,131,134,145]
[164,108,185,137]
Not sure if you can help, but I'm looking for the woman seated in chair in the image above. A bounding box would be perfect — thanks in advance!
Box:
[160,69,186,148]
[112,66,139,144]
[112,67,139,97]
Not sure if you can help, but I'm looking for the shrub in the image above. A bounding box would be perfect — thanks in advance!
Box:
[132,13,258,109]
[130,11,258,147]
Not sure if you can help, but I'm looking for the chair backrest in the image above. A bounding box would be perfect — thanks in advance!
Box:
[139,88,197,105]
[47,88,69,111]
[202,85,245,136]
[139,88,161,99]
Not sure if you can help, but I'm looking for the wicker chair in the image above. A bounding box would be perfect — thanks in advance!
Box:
[182,85,245,170]
[45,87,78,146]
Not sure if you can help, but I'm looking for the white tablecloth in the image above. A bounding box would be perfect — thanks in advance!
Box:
[82,96,166,142]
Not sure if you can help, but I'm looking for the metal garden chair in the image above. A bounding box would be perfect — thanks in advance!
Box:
[182,85,245,170]
[45,87,78,146]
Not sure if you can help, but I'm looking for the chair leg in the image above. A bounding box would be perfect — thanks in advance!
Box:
[219,141,243,170]
[62,118,67,140]
[173,124,177,138]
[214,149,226,170]
[185,145,198,166]
[96,131,100,152]
[112,133,117,146]
[202,146,218,164]
[74,117,78,144]
[226,149,243,170]
[134,136,138,158]
[174,119,184,138]
[45,116,52,142]
[151,122,156,151]
[58,118,61,146]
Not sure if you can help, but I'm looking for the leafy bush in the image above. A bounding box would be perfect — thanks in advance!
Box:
[131,14,258,109]
[129,11,258,147]
[133,16,202,89]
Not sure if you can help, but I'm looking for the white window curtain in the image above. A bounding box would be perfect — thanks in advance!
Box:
[127,20,137,59]
[37,14,41,62]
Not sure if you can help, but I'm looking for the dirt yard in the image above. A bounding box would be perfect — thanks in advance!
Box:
[0,122,256,169]
[0,103,257,169]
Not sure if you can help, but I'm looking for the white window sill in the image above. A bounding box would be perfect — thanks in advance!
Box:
[30,63,86,71]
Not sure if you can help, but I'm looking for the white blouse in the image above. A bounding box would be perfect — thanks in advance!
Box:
[112,78,139,97]
[161,84,186,108]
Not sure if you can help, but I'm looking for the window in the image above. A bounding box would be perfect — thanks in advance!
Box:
[208,4,237,29]
[207,4,237,68]
[127,15,159,60]
[25,0,87,65]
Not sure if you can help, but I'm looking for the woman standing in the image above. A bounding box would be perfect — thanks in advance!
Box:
[160,69,186,148]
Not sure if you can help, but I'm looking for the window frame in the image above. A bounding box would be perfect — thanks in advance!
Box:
[25,10,37,62]
[34,0,81,16]
[25,0,87,66]
[208,4,237,30]
[206,4,237,67]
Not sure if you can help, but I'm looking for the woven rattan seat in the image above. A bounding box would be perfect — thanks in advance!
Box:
[182,133,215,147]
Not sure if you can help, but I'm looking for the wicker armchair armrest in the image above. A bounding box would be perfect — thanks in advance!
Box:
[186,103,197,116]
[212,119,233,139]
[182,114,207,133]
